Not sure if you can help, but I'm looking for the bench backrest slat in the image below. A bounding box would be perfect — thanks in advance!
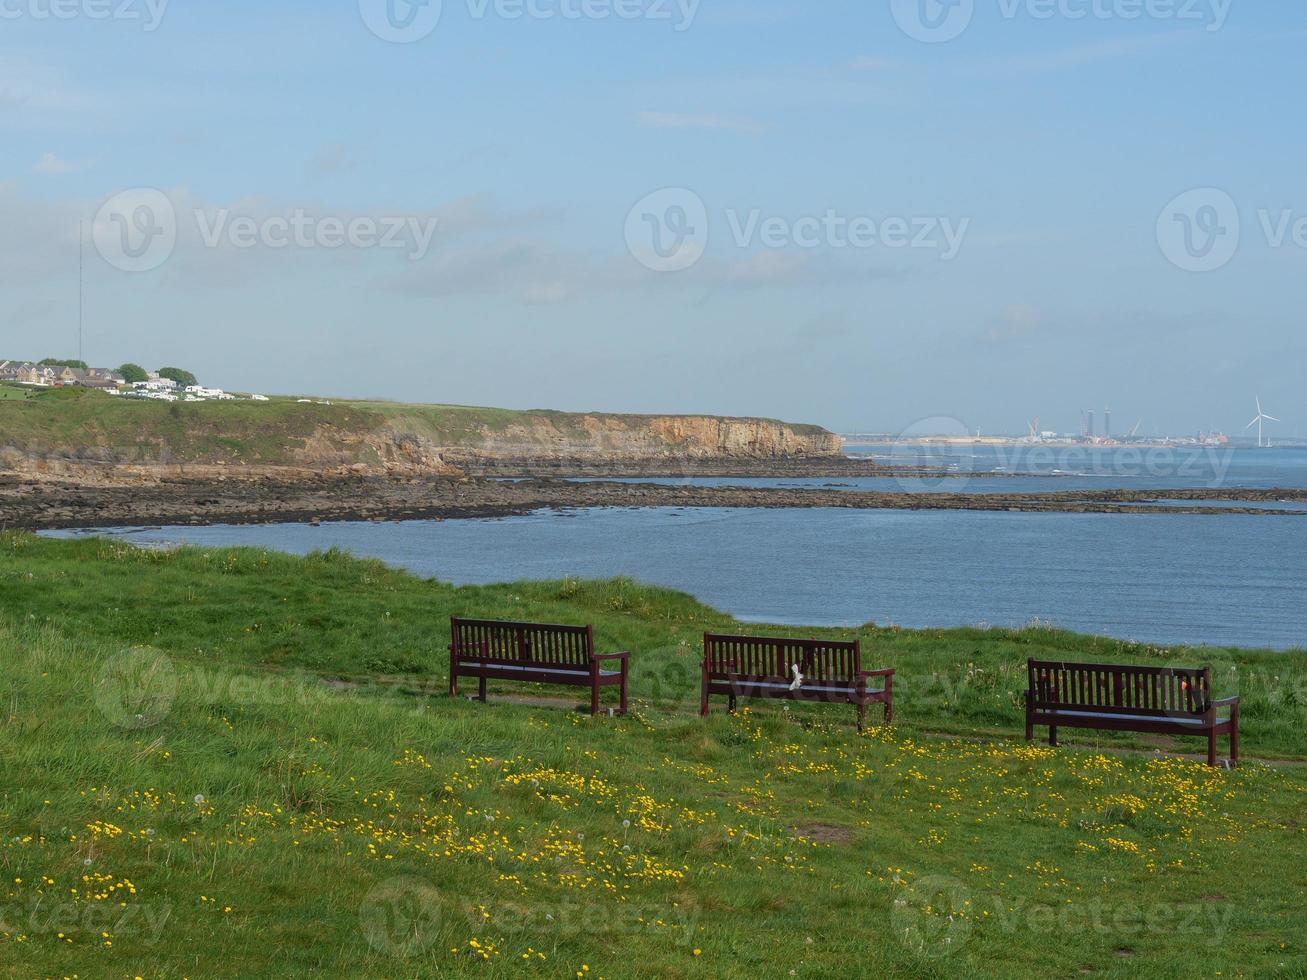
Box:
[1028,659,1211,716]
[452,617,594,668]
[705,633,861,683]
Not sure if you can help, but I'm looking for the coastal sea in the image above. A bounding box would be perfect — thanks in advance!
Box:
[51,500,1306,651]
[574,445,1307,494]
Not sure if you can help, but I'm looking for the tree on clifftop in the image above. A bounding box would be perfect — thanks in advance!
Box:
[118,363,148,383]
[157,367,198,387]
[39,358,89,370]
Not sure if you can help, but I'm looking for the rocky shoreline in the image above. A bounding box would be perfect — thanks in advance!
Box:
[3,472,1306,531]
[448,454,1032,480]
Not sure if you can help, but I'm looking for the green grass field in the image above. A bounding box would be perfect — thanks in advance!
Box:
[1,533,1304,977]
[0,389,388,466]
[0,382,36,401]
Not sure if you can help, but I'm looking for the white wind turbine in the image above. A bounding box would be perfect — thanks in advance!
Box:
[1246,397,1280,449]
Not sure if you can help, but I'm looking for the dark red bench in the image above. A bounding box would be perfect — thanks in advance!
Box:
[699,632,893,729]
[1025,659,1239,767]
[449,617,628,716]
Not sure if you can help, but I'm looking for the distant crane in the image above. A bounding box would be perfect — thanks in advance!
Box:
[1246,397,1281,449]
[1128,418,1143,440]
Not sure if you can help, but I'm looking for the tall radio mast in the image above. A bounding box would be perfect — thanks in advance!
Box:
[78,220,85,363]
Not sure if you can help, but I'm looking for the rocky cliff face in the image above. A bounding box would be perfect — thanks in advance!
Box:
[284,414,840,480]
[0,400,841,484]
[442,414,841,462]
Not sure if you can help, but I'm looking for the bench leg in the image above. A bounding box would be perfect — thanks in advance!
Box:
[1048,725,1058,748]
[590,680,600,717]
[478,676,487,703]
[619,675,628,717]
[450,666,458,699]
[1230,724,1239,767]
[856,702,866,733]
[728,693,737,715]
[700,683,709,717]
[1207,732,1217,768]
[884,699,892,726]
[1025,714,1033,742]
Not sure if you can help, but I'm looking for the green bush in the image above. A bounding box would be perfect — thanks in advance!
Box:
[157,366,198,387]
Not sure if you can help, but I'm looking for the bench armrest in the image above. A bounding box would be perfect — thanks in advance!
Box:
[858,668,894,695]
[592,651,630,663]
[1213,696,1240,709]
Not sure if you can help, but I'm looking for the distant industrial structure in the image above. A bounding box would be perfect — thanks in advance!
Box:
[1076,406,1120,442]
[839,398,1286,448]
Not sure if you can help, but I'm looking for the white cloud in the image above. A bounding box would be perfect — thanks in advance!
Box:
[848,56,898,72]
[632,68,898,112]
[0,182,81,284]
[305,142,360,178]
[33,152,91,175]
[975,32,1196,75]
[385,239,591,305]
[695,1,801,26]
[981,304,1047,344]
[638,111,765,135]
[0,56,109,125]
[386,237,916,306]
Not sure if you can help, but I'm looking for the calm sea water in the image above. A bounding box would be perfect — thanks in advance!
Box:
[52,505,1306,651]
[576,446,1307,494]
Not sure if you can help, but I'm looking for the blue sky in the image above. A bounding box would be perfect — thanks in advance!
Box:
[2,0,1304,435]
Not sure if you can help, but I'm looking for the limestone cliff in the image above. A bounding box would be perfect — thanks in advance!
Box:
[436,413,841,462]
[0,393,841,482]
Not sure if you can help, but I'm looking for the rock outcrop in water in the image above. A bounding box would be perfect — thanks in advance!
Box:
[3,476,1305,531]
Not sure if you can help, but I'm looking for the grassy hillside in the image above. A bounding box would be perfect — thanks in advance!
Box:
[1,534,1304,977]
[0,382,35,402]
[0,389,365,466]
[6,534,1305,758]
[0,389,836,469]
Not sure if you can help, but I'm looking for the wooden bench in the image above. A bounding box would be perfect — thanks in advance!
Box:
[449,617,629,716]
[1025,659,1239,767]
[699,632,893,729]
